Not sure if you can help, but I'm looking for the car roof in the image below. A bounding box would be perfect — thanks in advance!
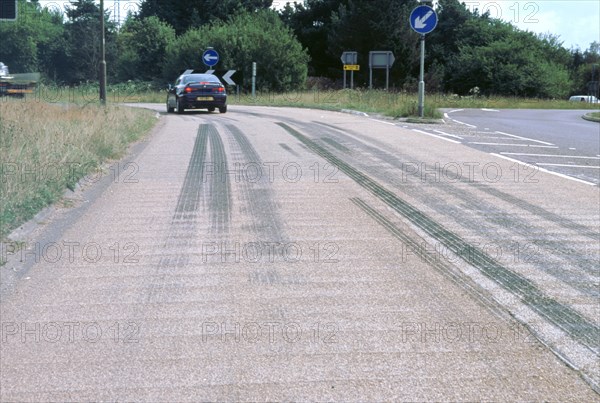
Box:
[180,74,221,83]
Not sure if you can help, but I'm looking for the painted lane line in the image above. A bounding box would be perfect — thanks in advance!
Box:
[451,118,477,128]
[500,153,600,160]
[495,131,554,146]
[481,108,500,112]
[492,153,597,186]
[470,142,529,147]
[469,142,559,149]
[369,118,396,126]
[475,137,553,141]
[433,129,464,140]
[536,163,600,169]
[412,129,461,144]
[448,109,464,114]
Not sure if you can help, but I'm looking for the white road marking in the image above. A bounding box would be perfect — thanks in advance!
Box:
[492,154,597,186]
[433,129,464,140]
[448,109,464,114]
[495,131,554,146]
[481,108,500,112]
[470,142,529,147]
[369,118,396,126]
[412,129,461,144]
[500,153,600,160]
[469,142,559,149]
[536,163,600,169]
[451,119,477,128]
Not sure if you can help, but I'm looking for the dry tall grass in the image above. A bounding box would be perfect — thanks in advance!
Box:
[0,99,156,239]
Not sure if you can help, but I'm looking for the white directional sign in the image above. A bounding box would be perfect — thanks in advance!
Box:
[369,51,395,68]
[205,70,239,86]
[410,5,438,35]
[341,51,358,65]
[202,49,219,66]
[222,70,237,86]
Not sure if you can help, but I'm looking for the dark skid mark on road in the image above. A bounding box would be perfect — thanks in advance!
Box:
[225,123,301,287]
[314,121,599,243]
[174,125,209,219]
[279,143,300,157]
[148,123,232,303]
[309,120,600,294]
[226,124,287,243]
[278,121,600,354]
[350,197,509,318]
[207,125,232,234]
[319,137,352,154]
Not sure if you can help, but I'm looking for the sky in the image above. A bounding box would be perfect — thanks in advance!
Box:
[34,0,600,51]
[458,0,600,50]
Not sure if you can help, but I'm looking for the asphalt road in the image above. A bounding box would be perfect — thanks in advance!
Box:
[1,105,599,401]
[435,108,600,185]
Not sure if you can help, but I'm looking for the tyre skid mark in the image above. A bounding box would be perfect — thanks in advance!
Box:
[225,124,295,286]
[278,121,600,355]
[308,120,600,293]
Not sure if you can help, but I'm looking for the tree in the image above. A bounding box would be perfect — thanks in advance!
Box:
[138,0,273,34]
[116,16,176,82]
[280,0,350,77]
[327,0,420,88]
[61,0,118,83]
[0,0,64,76]
[163,10,309,91]
[446,31,572,98]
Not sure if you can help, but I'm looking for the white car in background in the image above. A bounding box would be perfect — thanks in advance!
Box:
[569,95,599,103]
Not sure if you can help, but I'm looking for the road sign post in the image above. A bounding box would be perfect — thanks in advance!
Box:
[368,51,395,90]
[341,52,358,89]
[203,49,219,67]
[252,62,257,99]
[410,5,438,117]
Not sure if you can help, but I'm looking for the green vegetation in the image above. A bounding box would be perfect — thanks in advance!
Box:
[1,0,598,98]
[0,100,156,238]
[163,10,309,91]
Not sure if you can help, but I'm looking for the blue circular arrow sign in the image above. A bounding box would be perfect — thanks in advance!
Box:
[202,49,220,67]
[410,5,438,35]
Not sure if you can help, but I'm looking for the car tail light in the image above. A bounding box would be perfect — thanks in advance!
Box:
[184,86,192,93]
[216,86,225,93]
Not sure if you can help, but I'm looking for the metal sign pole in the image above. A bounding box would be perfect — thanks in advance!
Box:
[99,0,107,105]
[386,65,390,91]
[252,62,257,99]
[418,35,425,117]
[351,71,354,90]
[343,69,347,89]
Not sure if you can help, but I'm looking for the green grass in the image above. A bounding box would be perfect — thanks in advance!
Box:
[26,84,600,117]
[0,98,157,239]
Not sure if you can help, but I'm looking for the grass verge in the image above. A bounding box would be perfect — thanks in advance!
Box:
[27,84,600,117]
[0,98,157,239]
[583,111,600,122]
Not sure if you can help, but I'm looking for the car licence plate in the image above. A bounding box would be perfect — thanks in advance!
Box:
[197,96,213,101]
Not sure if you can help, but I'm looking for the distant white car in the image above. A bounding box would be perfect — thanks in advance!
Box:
[569,95,599,103]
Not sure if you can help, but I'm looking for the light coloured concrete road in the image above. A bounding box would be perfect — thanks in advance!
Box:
[1,105,598,401]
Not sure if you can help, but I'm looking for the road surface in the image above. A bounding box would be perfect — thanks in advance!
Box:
[435,108,600,185]
[1,105,598,401]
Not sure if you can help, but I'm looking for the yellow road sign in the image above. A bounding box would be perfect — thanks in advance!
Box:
[344,65,360,71]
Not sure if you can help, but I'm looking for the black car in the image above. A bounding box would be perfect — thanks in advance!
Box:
[167,73,227,114]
